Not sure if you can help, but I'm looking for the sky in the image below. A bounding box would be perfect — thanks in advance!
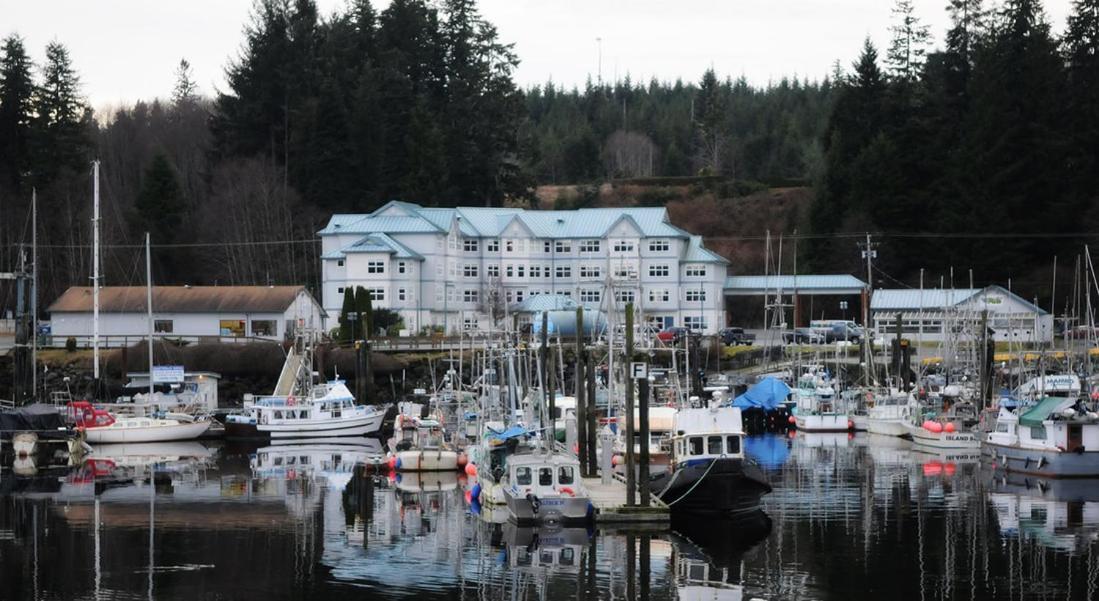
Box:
[3,0,1076,111]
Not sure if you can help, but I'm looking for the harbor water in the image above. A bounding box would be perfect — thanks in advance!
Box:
[2,433,1098,600]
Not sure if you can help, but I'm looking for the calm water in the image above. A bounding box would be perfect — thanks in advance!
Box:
[2,433,1098,600]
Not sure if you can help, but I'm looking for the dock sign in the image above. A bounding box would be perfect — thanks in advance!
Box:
[152,365,185,383]
[631,362,648,380]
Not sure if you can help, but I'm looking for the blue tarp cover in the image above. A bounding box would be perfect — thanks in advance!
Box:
[485,425,531,443]
[731,377,791,411]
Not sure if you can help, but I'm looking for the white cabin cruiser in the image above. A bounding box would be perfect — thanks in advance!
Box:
[793,373,850,432]
[253,380,384,439]
[502,452,592,525]
[866,391,918,437]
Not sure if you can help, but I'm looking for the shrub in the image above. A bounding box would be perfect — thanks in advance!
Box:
[65,337,77,353]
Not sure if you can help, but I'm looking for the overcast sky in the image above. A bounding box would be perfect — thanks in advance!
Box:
[3,0,1076,111]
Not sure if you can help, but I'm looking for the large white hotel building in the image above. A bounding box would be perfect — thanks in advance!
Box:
[319,201,728,334]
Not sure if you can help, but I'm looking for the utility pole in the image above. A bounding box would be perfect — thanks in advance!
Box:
[624,302,636,506]
[31,189,37,400]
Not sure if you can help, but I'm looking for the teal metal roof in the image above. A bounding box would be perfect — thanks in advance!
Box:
[341,233,424,260]
[683,236,729,264]
[870,286,1047,314]
[318,202,688,239]
[725,274,866,294]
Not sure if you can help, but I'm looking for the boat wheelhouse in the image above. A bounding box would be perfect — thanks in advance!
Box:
[984,396,1099,477]
[254,380,384,438]
[502,452,592,525]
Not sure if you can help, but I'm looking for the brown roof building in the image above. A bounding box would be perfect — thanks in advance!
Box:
[47,286,325,345]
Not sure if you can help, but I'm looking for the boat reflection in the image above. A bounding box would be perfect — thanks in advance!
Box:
[988,471,1099,554]
[501,522,592,573]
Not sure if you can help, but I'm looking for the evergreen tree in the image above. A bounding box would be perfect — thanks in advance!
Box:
[355,286,374,339]
[172,58,199,106]
[887,0,932,81]
[0,35,35,192]
[339,287,356,342]
[1063,0,1099,203]
[31,41,89,186]
[135,152,185,240]
[694,68,727,176]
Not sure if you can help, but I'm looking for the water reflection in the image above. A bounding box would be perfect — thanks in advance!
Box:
[1,435,1098,600]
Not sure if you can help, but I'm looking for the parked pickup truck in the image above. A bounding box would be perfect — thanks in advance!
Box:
[718,327,755,346]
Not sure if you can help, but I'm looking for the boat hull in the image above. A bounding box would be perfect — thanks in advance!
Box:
[983,441,1099,477]
[866,418,910,437]
[850,414,869,432]
[84,420,212,444]
[504,490,592,525]
[652,458,772,517]
[258,412,383,439]
[795,414,850,432]
[908,425,980,449]
[394,449,459,472]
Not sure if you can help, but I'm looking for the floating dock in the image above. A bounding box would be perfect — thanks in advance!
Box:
[582,475,670,525]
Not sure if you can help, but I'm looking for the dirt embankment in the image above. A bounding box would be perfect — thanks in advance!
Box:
[534,181,812,273]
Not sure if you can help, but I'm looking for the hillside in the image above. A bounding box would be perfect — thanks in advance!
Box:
[534,181,811,275]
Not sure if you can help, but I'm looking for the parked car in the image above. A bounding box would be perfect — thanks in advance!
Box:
[719,327,755,346]
[824,322,864,343]
[783,327,825,344]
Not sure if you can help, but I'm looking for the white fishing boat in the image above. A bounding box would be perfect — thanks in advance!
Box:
[469,421,537,506]
[502,452,592,525]
[390,414,460,471]
[906,388,981,449]
[254,380,384,439]
[983,397,1099,477]
[792,368,851,432]
[70,401,212,443]
[866,391,918,437]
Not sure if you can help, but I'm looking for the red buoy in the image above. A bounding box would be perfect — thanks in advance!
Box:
[465,462,478,477]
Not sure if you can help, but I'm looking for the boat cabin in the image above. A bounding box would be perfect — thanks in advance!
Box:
[506,454,581,499]
[669,407,746,466]
[989,397,1099,452]
[254,381,359,425]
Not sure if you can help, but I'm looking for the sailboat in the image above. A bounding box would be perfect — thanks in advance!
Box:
[70,229,212,443]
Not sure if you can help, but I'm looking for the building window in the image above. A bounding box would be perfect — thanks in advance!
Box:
[517,265,526,278]
[505,239,514,253]
[336,259,345,267]
[580,289,601,303]
[686,289,706,302]
[464,289,479,303]
[544,264,552,278]
[515,289,524,302]
[614,266,638,280]
[337,287,345,294]
[616,290,636,304]
[554,241,571,253]
[398,262,406,274]
[463,317,479,331]
[368,261,385,274]
[487,239,500,252]
[486,264,500,278]
[398,289,407,301]
[579,240,601,253]
[555,265,571,278]
[648,240,669,252]
[648,264,670,277]
[219,320,245,337]
[464,264,478,278]
[530,265,542,278]
[648,289,669,303]
[580,265,601,279]
[154,319,173,333]
[463,239,478,252]
[685,265,707,277]
[613,240,634,253]
[251,320,277,336]
[544,241,552,253]
[684,316,707,331]
[506,264,514,278]
[368,288,385,301]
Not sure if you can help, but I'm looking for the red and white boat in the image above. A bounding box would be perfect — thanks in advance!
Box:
[70,401,212,444]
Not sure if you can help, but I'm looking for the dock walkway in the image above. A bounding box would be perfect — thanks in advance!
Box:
[582,475,669,525]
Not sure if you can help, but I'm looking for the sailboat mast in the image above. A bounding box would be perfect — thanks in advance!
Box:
[146,232,154,399]
[92,160,101,384]
[31,189,37,400]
